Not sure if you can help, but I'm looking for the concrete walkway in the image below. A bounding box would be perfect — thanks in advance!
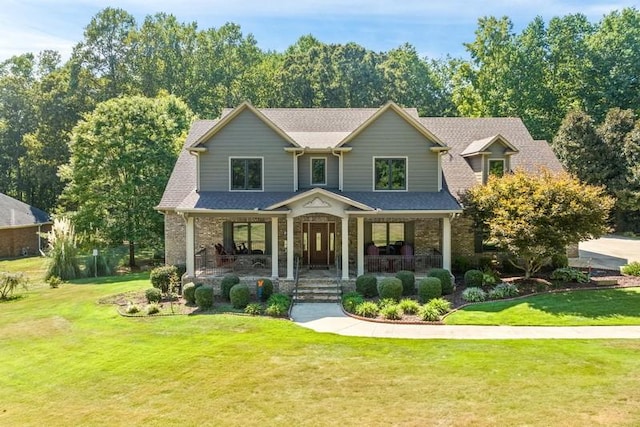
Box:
[290,303,640,339]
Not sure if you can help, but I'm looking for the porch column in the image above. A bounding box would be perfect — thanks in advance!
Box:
[271,217,279,278]
[341,216,349,280]
[286,216,294,280]
[185,215,195,276]
[357,217,364,276]
[442,216,452,271]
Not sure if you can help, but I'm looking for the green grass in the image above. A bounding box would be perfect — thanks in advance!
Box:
[0,256,47,280]
[1,265,640,425]
[446,287,640,326]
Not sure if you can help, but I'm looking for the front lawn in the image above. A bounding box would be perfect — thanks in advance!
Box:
[1,271,640,425]
[445,287,640,325]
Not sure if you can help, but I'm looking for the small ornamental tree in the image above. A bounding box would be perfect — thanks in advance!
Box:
[461,169,614,278]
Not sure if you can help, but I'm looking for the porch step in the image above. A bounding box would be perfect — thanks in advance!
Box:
[293,282,342,303]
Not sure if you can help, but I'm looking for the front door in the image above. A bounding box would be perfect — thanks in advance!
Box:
[303,222,335,267]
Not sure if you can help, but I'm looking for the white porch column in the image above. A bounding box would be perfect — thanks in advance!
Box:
[286,216,294,280]
[271,217,279,278]
[185,215,195,276]
[341,216,349,280]
[357,217,364,276]
[442,216,452,271]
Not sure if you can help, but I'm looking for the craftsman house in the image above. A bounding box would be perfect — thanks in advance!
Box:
[157,101,562,285]
[0,193,51,258]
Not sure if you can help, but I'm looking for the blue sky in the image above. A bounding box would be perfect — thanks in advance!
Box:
[1,0,637,62]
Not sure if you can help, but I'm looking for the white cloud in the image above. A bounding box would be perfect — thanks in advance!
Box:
[0,26,75,61]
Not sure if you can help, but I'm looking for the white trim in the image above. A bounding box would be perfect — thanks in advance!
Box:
[357,217,364,276]
[488,158,506,178]
[437,152,442,191]
[271,217,279,278]
[345,209,462,216]
[228,156,264,192]
[265,187,374,212]
[341,217,349,280]
[372,156,409,192]
[293,150,304,191]
[175,208,291,215]
[442,216,451,271]
[310,156,327,186]
[186,216,195,276]
[331,149,344,191]
[286,216,294,280]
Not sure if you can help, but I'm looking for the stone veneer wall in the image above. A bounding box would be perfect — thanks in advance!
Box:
[164,212,185,266]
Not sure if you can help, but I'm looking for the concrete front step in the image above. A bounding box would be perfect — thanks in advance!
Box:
[293,282,342,303]
[294,294,341,302]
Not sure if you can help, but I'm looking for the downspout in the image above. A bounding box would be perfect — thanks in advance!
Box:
[293,149,305,191]
[331,149,343,191]
[188,150,201,191]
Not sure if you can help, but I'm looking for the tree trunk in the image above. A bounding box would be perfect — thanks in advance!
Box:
[129,241,136,268]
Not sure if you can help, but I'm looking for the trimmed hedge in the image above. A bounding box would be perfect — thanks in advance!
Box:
[395,270,415,296]
[256,278,274,302]
[182,282,201,305]
[428,268,454,295]
[418,277,442,303]
[230,283,251,309]
[195,285,214,309]
[150,265,178,294]
[221,274,240,300]
[377,277,403,301]
[355,274,378,298]
[464,269,484,287]
[145,287,162,304]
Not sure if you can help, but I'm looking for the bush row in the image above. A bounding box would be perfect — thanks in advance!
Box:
[342,292,452,322]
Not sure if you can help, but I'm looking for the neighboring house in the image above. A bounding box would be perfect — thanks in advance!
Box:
[0,193,51,258]
[157,101,562,284]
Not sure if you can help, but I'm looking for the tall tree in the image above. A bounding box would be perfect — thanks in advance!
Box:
[59,95,193,266]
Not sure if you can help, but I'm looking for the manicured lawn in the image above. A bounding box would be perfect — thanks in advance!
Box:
[0,256,47,281]
[445,287,640,326]
[1,269,639,425]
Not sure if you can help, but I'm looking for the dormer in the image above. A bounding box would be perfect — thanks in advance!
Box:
[460,134,519,184]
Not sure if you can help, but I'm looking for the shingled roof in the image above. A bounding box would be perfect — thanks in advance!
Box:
[0,193,51,228]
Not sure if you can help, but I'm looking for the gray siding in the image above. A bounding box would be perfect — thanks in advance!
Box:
[342,110,440,191]
[298,154,339,189]
[199,109,294,191]
[467,156,483,183]
[483,142,510,183]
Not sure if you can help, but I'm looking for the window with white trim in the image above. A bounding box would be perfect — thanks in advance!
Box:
[311,157,326,185]
[374,157,406,190]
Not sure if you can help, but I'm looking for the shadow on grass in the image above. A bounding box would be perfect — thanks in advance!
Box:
[458,288,640,320]
[69,272,149,286]
[0,294,25,303]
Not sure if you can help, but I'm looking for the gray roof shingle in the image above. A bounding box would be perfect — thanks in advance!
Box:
[0,193,51,227]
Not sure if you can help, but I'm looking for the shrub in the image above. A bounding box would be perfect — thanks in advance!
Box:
[265,293,291,317]
[621,261,640,276]
[229,283,251,309]
[194,285,214,309]
[482,270,498,286]
[245,303,262,316]
[355,274,378,298]
[182,282,200,305]
[47,276,62,289]
[550,267,588,283]
[355,301,379,318]
[377,298,397,309]
[150,265,179,294]
[0,272,28,299]
[126,303,140,314]
[221,274,240,300]
[380,304,403,320]
[256,278,273,302]
[428,268,454,294]
[464,269,484,287]
[378,277,403,301]
[417,277,441,303]
[395,270,415,296]
[428,298,452,315]
[488,282,519,300]
[462,287,487,302]
[342,291,364,314]
[551,253,569,269]
[419,304,440,321]
[398,298,420,315]
[146,303,161,315]
[145,287,162,303]
[452,255,473,274]
[44,217,81,281]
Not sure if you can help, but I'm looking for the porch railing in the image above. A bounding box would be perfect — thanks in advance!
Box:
[195,247,272,277]
[364,253,442,274]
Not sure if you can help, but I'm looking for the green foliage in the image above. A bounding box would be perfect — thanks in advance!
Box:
[427,268,454,295]
[380,304,402,320]
[83,247,126,277]
[355,301,379,318]
[418,304,441,322]
[488,283,520,300]
[355,274,378,298]
[377,298,397,310]
[145,287,162,303]
[417,277,442,303]
[551,253,569,269]
[464,269,484,287]
[342,292,364,314]
[462,287,487,303]
[0,272,28,299]
[244,303,262,316]
[194,285,214,309]
[150,265,178,294]
[621,262,640,276]
[377,277,403,301]
[398,298,420,315]
[256,278,273,302]
[221,274,240,300]
[182,282,199,305]
[47,276,62,289]
[45,217,81,281]
[427,298,452,316]
[395,270,415,296]
[452,256,474,274]
[265,293,290,317]
[229,283,251,309]
[126,303,140,314]
[146,303,161,315]
[462,169,614,278]
[550,268,589,283]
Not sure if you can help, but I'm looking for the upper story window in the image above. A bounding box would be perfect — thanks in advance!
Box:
[311,157,327,186]
[374,157,407,191]
[230,157,262,191]
[488,159,505,177]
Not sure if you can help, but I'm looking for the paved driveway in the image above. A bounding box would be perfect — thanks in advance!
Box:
[575,235,640,270]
